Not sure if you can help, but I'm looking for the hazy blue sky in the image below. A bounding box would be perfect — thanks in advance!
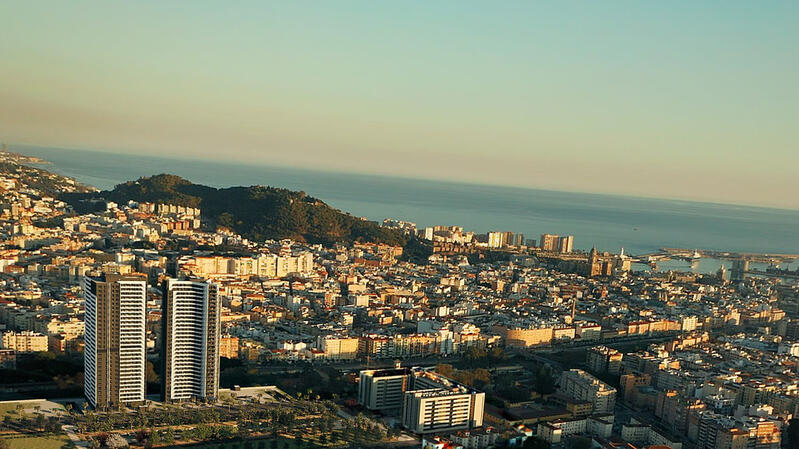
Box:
[1,1,797,208]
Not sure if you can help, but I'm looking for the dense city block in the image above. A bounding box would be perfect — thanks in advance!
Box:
[0,152,797,449]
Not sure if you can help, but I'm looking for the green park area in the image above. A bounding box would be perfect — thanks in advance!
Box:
[0,434,71,449]
[165,436,302,449]
[0,400,70,449]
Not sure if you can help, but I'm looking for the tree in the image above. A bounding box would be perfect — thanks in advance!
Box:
[569,436,592,449]
[523,436,551,449]
[105,433,129,448]
[45,417,61,433]
[145,361,159,384]
[435,364,455,378]
[163,427,175,445]
[534,365,556,395]
[135,429,149,444]
[489,346,505,361]
[787,419,799,449]
[465,346,489,364]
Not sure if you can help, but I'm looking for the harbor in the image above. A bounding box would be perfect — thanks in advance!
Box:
[630,248,799,277]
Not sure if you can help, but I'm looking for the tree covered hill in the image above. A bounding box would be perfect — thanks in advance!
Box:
[64,174,411,246]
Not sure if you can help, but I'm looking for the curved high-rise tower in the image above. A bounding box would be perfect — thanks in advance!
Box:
[84,273,148,410]
[161,278,221,403]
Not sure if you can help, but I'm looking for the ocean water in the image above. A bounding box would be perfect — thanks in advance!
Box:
[15,145,799,259]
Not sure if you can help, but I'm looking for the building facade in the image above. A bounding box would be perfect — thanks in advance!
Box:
[402,387,485,434]
[161,278,221,403]
[1,330,48,352]
[559,369,617,414]
[84,273,148,410]
[540,234,560,252]
[359,366,485,434]
[359,368,410,414]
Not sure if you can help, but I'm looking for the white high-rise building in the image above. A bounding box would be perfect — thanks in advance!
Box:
[161,278,221,403]
[558,235,575,253]
[540,233,560,251]
[84,273,148,410]
[402,387,485,434]
[487,232,504,248]
[359,367,409,414]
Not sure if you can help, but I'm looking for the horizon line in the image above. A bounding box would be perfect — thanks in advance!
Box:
[11,141,799,215]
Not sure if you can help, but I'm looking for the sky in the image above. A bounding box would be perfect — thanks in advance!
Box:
[1,1,798,209]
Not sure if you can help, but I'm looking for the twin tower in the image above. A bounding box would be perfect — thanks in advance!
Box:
[83,273,221,410]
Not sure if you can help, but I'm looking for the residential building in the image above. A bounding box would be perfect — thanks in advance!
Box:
[1,330,48,352]
[540,234,560,252]
[559,369,617,414]
[84,273,148,410]
[359,366,485,434]
[219,335,239,359]
[161,278,221,403]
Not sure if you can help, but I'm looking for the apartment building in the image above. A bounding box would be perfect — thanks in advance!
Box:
[559,369,617,414]
[359,366,485,434]
[84,273,148,410]
[161,278,221,403]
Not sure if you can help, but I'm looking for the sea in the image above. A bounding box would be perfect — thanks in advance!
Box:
[15,145,799,274]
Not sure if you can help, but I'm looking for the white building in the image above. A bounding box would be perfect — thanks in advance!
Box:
[359,367,410,413]
[621,418,683,449]
[450,428,499,449]
[537,415,614,444]
[558,369,617,414]
[161,278,221,403]
[403,388,485,434]
[487,232,504,248]
[358,366,485,434]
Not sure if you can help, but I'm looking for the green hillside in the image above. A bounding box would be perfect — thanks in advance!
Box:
[66,174,410,246]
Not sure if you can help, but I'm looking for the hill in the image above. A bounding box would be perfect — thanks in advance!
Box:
[0,157,96,197]
[64,174,412,246]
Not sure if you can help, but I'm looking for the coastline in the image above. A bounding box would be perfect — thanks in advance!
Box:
[10,144,799,259]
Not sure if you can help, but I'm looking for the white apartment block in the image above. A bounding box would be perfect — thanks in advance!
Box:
[161,278,221,403]
[359,366,485,434]
[558,369,617,414]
